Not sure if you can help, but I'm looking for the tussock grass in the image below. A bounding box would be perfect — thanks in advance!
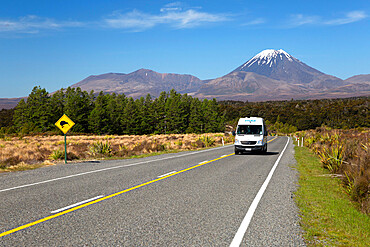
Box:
[298,128,369,213]
[0,160,55,172]
[294,145,370,246]
[0,133,233,172]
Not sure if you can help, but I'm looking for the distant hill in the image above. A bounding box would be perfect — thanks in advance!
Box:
[345,74,370,84]
[1,49,369,109]
[0,98,24,110]
[71,69,204,98]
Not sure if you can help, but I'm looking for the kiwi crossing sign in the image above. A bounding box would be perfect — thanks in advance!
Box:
[55,114,75,164]
[55,114,75,134]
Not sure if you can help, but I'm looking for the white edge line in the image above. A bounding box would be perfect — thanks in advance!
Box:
[157,171,177,178]
[230,137,290,247]
[0,145,231,193]
[50,195,104,214]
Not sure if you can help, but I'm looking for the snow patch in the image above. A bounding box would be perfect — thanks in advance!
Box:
[242,49,294,68]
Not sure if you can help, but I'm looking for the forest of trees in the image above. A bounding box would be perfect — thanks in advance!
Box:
[2,86,223,135]
[219,97,369,130]
[0,86,368,135]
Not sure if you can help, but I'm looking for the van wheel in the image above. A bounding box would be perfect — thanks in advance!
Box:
[262,144,267,153]
[234,148,239,155]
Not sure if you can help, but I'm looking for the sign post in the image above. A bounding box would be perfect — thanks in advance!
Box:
[55,114,75,164]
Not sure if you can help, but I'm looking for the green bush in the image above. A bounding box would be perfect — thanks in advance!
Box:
[49,150,65,160]
[198,136,215,147]
[318,143,345,173]
[88,141,112,157]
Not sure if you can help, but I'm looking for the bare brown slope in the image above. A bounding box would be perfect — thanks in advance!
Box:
[70,69,204,98]
[345,74,370,84]
[193,71,370,101]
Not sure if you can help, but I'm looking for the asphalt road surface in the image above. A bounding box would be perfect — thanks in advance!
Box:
[0,136,305,246]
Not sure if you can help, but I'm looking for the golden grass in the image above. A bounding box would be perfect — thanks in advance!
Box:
[0,133,234,172]
[1,160,55,172]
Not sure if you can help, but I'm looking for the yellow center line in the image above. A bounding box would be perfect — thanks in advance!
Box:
[267,136,278,143]
[0,137,280,238]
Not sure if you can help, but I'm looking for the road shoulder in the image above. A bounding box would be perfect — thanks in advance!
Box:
[242,137,306,246]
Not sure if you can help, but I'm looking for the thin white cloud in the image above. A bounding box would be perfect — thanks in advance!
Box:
[242,18,266,26]
[289,14,319,27]
[287,11,367,28]
[160,2,183,12]
[0,6,229,34]
[0,15,83,33]
[2,8,364,35]
[104,10,157,30]
[324,11,367,25]
[165,9,230,28]
[104,5,231,31]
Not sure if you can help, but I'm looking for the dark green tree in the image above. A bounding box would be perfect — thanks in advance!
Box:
[50,89,65,125]
[13,99,29,131]
[165,89,185,133]
[187,98,203,133]
[203,98,223,132]
[106,93,121,134]
[89,92,110,134]
[17,86,52,132]
[121,97,138,134]
[153,91,168,134]
[115,93,128,134]
[138,94,155,134]
[64,87,94,133]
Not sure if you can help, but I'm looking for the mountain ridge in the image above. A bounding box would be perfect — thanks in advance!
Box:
[193,49,367,100]
[1,49,369,109]
[71,68,204,98]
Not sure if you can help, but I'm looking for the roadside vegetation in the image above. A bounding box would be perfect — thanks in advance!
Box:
[0,133,233,172]
[298,128,369,214]
[294,143,370,246]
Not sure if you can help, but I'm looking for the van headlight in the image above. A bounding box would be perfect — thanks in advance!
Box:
[235,139,240,144]
[256,139,263,145]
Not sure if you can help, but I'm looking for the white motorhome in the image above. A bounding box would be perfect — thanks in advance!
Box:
[233,117,268,154]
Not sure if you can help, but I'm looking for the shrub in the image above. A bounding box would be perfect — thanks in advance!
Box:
[4,156,21,167]
[88,141,112,157]
[198,136,215,147]
[318,143,345,173]
[49,150,65,160]
[155,143,167,152]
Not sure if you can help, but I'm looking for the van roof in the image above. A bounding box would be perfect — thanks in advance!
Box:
[237,117,264,125]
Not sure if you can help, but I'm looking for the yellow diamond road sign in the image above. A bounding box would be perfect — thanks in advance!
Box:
[55,114,75,134]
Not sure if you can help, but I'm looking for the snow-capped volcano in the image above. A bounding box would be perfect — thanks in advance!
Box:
[232,49,343,87]
[239,49,294,68]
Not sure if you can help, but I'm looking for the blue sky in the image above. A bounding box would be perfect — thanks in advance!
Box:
[0,0,369,98]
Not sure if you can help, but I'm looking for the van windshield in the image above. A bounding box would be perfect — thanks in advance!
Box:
[237,125,262,135]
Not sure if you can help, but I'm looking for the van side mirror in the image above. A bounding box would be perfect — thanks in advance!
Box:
[265,130,268,136]
[232,131,236,136]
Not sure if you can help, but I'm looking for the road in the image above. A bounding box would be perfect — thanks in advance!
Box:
[0,136,305,246]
